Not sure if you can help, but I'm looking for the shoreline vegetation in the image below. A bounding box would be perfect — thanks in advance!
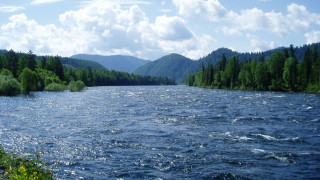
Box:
[186,45,320,93]
[0,146,54,180]
[0,50,176,96]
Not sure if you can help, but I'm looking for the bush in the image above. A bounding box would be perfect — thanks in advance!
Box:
[67,80,86,92]
[19,68,38,95]
[0,69,14,77]
[0,75,21,96]
[44,83,66,92]
[0,146,54,180]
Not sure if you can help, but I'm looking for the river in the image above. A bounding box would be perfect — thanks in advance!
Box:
[0,86,319,179]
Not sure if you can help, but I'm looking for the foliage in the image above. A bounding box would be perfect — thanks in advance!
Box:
[1,68,14,77]
[0,75,21,96]
[0,49,175,96]
[0,146,54,180]
[19,68,38,95]
[44,83,66,92]
[186,45,320,93]
[135,43,320,84]
[134,53,194,84]
[67,80,86,92]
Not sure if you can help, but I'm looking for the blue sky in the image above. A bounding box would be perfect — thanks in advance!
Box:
[0,0,319,60]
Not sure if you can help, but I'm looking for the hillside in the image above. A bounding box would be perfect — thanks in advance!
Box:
[70,54,149,73]
[134,53,194,84]
[0,49,105,70]
[134,43,320,83]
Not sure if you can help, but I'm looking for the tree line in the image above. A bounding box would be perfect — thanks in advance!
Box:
[185,45,320,93]
[0,49,176,96]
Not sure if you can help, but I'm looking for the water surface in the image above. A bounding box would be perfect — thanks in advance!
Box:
[0,86,319,179]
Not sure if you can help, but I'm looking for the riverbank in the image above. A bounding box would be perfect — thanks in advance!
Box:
[0,146,54,179]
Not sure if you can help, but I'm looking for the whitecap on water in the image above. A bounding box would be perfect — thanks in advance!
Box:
[252,134,277,141]
[251,149,266,154]
[233,136,253,141]
[232,116,266,123]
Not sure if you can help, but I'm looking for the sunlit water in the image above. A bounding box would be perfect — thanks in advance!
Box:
[0,86,319,179]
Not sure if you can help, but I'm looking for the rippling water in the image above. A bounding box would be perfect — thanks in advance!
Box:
[0,86,320,179]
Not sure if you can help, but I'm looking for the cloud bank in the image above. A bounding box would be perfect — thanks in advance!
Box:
[0,0,319,59]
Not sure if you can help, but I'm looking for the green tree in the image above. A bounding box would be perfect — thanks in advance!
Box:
[26,50,37,71]
[0,75,21,96]
[267,50,285,91]
[0,68,14,77]
[6,50,19,77]
[0,54,8,70]
[283,57,297,91]
[39,56,46,69]
[224,56,239,88]
[19,68,38,94]
[18,56,27,76]
[255,61,268,90]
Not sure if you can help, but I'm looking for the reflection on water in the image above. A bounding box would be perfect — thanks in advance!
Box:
[0,86,320,179]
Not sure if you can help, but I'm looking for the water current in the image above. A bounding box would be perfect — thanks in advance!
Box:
[0,86,319,179]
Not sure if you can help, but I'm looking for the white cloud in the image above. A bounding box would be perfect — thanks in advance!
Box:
[31,0,64,5]
[247,34,275,52]
[152,15,193,41]
[0,13,95,56]
[221,26,242,36]
[172,0,232,22]
[0,1,215,60]
[159,9,173,13]
[173,0,320,38]
[0,6,25,12]
[305,31,320,44]
[80,0,151,6]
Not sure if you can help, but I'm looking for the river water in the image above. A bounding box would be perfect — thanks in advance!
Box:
[0,86,319,179]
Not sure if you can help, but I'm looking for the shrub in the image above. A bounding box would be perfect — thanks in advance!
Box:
[0,69,14,77]
[19,68,38,95]
[44,83,66,92]
[0,75,21,96]
[67,80,86,92]
[0,146,54,180]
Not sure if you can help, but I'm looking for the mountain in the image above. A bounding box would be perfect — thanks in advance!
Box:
[134,53,194,84]
[70,54,149,73]
[0,49,105,70]
[59,57,106,70]
[133,43,320,84]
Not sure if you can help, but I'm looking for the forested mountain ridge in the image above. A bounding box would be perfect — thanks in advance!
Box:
[71,54,149,73]
[134,53,194,84]
[186,44,320,93]
[0,49,176,96]
[134,43,320,84]
[0,49,106,70]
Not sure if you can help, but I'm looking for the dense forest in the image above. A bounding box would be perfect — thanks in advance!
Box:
[0,50,176,96]
[134,43,320,84]
[185,45,320,93]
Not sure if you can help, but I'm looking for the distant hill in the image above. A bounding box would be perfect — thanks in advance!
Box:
[59,57,105,70]
[70,54,149,73]
[134,53,194,84]
[0,49,105,70]
[133,43,320,84]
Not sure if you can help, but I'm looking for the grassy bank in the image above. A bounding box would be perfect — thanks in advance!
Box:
[0,146,54,180]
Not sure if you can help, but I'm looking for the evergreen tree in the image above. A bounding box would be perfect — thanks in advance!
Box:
[39,56,46,69]
[18,56,27,76]
[6,50,19,77]
[267,50,285,91]
[283,57,297,91]
[26,50,37,71]
[255,61,268,90]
